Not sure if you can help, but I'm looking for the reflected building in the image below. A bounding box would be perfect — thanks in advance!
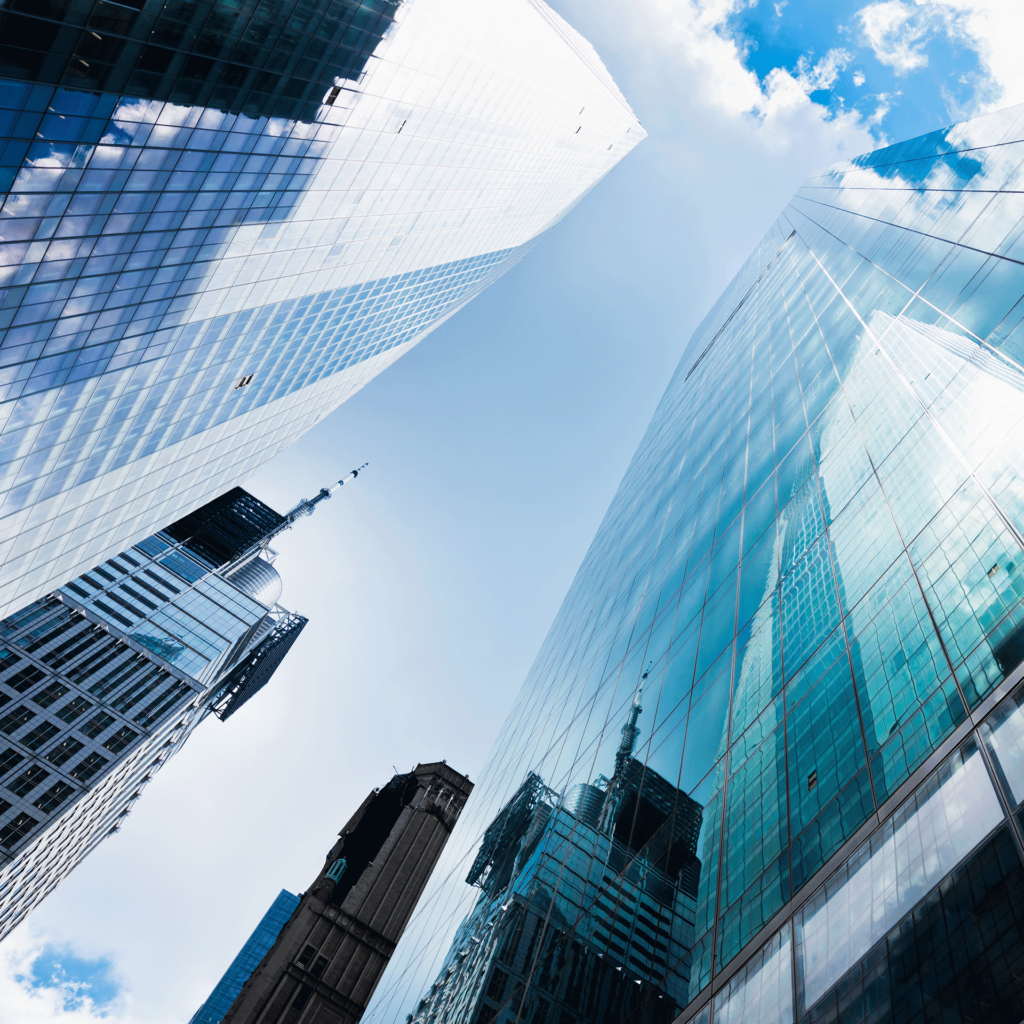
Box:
[0,471,361,938]
[373,107,1024,1024]
[0,0,644,617]
[410,697,703,1024]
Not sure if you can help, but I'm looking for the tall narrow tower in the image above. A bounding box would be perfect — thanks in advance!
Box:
[213,762,472,1024]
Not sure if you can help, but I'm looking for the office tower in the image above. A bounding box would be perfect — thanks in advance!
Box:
[379,105,1024,1024]
[410,697,703,1024]
[191,890,303,1024]
[0,0,645,618]
[0,472,355,938]
[203,762,472,1024]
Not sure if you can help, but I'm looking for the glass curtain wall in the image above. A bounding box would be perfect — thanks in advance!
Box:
[364,103,1024,1024]
[0,0,644,617]
[190,889,302,1024]
[0,495,297,938]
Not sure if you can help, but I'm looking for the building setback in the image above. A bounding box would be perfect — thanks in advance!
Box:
[376,105,1024,1024]
[0,0,644,617]
[0,477,337,938]
[203,762,472,1024]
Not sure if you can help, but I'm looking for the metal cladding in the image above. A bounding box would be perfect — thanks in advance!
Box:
[226,557,284,609]
[209,611,307,722]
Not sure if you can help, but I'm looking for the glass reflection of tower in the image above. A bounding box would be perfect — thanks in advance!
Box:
[409,696,703,1024]
[379,107,1024,1024]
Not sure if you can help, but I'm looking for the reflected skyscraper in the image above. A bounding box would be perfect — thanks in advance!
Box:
[0,0,644,617]
[366,106,1024,1024]
[0,472,361,938]
[410,697,703,1024]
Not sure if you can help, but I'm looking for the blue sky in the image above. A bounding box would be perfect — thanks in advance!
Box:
[0,940,120,1019]
[726,0,993,139]
[4,0,1023,1021]
[28,948,119,1010]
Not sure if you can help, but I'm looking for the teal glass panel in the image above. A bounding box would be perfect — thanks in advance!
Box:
[396,104,1024,1024]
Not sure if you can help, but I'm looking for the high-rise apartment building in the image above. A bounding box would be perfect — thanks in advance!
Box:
[0,476,334,938]
[198,762,472,1024]
[0,0,644,618]
[369,105,1024,1024]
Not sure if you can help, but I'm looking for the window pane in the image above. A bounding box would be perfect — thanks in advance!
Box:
[795,741,1002,1012]
[980,684,1024,808]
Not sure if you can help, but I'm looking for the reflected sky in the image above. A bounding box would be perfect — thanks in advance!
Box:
[393,101,1024,1022]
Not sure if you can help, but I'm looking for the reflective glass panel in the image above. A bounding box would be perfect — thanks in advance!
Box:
[794,741,1002,1012]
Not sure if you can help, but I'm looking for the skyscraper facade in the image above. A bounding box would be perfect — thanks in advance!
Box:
[368,105,1024,1024]
[206,761,472,1024]
[191,889,303,1024]
[0,0,644,618]
[0,483,310,938]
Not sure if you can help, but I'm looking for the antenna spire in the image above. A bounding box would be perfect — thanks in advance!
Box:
[613,682,644,777]
[597,681,647,835]
[264,464,368,544]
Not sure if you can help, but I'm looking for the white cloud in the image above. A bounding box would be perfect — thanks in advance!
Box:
[868,94,893,124]
[0,929,140,1024]
[649,0,1024,139]
[858,0,934,73]
[646,0,878,156]
[928,0,1024,108]
[797,48,854,91]
[857,0,1024,110]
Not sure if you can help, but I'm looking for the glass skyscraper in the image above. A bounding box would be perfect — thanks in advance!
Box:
[0,484,308,938]
[367,104,1024,1024]
[190,889,302,1024]
[409,696,703,1024]
[0,0,644,618]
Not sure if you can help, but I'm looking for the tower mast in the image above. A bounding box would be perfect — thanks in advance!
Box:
[263,464,368,544]
[613,686,643,777]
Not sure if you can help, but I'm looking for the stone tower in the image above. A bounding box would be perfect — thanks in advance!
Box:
[220,762,472,1024]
